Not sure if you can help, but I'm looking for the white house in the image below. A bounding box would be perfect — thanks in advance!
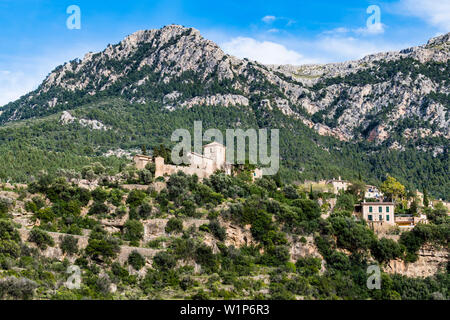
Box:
[326,176,350,194]
[360,201,395,225]
[365,185,383,200]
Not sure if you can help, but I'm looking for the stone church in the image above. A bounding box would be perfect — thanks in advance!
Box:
[133,142,235,179]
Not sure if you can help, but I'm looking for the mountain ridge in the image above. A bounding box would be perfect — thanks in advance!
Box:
[0,25,448,146]
[0,25,448,198]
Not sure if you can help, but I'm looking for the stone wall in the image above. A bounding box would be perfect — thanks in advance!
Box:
[17,227,161,264]
[143,218,209,241]
[154,156,215,179]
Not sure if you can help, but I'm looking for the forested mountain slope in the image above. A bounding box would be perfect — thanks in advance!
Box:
[0,25,448,198]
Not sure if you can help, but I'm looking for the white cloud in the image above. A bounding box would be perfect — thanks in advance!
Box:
[396,0,450,31]
[323,27,350,34]
[354,22,386,35]
[221,33,409,66]
[0,43,104,107]
[0,70,41,106]
[312,36,400,61]
[221,37,317,65]
[262,15,276,24]
[324,23,385,37]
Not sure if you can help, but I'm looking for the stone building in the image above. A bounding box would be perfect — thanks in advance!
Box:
[151,142,232,179]
[326,176,350,194]
[365,185,383,200]
[251,168,263,181]
[133,154,152,170]
[133,142,265,180]
[359,201,395,225]
[395,214,428,229]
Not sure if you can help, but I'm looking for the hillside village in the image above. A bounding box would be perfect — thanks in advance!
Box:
[134,143,441,231]
[0,143,448,300]
[0,25,448,301]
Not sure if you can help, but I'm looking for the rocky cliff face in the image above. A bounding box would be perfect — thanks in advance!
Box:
[0,25,448,147]
[386,244,448,278]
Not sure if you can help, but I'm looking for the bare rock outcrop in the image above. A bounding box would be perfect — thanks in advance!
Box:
[385,245,448,278]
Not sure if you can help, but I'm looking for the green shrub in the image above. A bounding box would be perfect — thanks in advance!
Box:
[153,251,176,271]
[139,169,153,185]
[88,202,109,215]
[330,216,376,252]
[0,239,21,258]
[191,289,210,300]
[108,189,124,207]
[180,199,196,217]
[92,187,109,202]
[60,235,79,256]
[371,238,404,263]
[326,251,350,271]
[0,277,37,300]
[138,202,152,219]
[32,196,45,210]
[111,262,131,282]
[208,220,226,241]
[128,250,146,270]
[85,227,120,260]
[171,237,195,259]
[165,218,183,234]
[145,162,156,175]
[180,276,194,291]
[335,193,355,211]
[399,223,449,262]
[0,197,13,217]
[0,219,21,242]
[195,244,217,272]
[114,206,127,218]
[75,187,91,206]
[283,185,299,199]
[35,207,55,223]
[123,220,144,243]
[295,257,322,276]
[126,190,147,207]
[260,245,290,267]
[28,228,55,250]
[140,268,179,291]
[25,201,38,213]
[147,237,167,249]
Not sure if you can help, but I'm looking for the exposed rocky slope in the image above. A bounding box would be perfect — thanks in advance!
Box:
[3,185,446,279]
[0,25,448,146]
[386,244,448,278]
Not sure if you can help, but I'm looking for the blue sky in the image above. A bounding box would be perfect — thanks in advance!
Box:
[0,0,449,106]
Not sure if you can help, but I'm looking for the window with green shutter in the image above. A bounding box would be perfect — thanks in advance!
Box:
[369,206,373,213]
[386,206,390,213]
[386,215,390,221]
[378,206,382,213]
[368,215,372,221]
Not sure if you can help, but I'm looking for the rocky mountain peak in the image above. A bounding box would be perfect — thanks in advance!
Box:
[426,32,450,47]
[0,26,448,149]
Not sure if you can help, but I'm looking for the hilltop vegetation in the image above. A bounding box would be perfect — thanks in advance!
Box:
[0,98,448,199]
[0,169,448,300]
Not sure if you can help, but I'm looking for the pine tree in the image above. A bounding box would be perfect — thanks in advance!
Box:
[423,189,429,207]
